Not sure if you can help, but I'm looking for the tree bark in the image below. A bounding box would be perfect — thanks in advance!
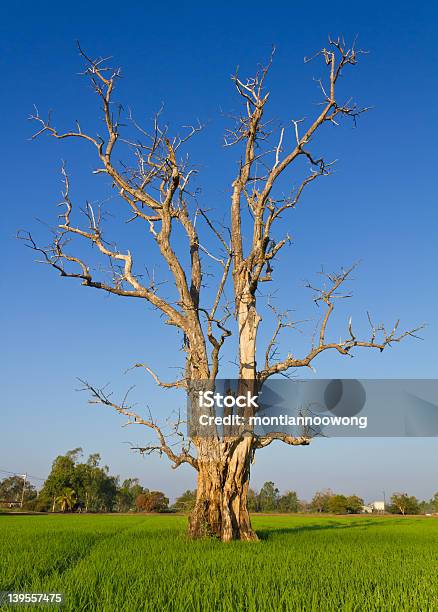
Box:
[188,291,260,542]
[189,437,257,541]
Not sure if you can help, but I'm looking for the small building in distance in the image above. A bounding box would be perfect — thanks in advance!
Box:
[372,501,385,513]
[362,501,385,514]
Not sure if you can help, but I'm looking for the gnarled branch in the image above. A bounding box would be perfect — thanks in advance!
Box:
[79,379,198,470]
[259,264,424,382]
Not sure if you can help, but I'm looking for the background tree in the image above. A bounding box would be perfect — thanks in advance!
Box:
[76,453,118,513]
[389,493,420,516]
[37,448,118,512]
[0,476,37,507]
[258,481,280,512]
[37,449,80,511]
[327,494,349,514]
[247,488,261,513]
[55,487,77,512]
[136,490,169,513]
[431,492,438,513]
[418,493,438,514]
[173,490,197,513]
[116,478,144,512]
[23,38,421,541]
[278,490,299,513]
[346,495,364,514]
[310,490,333,513]
[418,498,435,514]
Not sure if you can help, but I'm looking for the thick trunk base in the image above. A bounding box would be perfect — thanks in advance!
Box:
[188,496,257,541]
[188,438,258,542]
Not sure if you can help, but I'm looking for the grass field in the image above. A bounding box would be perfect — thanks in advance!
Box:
[1,514,437,611]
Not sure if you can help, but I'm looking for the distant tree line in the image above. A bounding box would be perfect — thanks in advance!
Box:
[242,484,364,514]
[300,488,437,515]
[171,485,438,516]
[247,482,300,513]
[1,451,438,515]
[0,449,170,513]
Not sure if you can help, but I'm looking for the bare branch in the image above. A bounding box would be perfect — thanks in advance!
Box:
[259,264,425,382]
[79,379,198,470]
[254,432,310,448]
[129,364,187,389]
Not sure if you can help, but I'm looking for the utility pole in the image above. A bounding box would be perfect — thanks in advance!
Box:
[20,474,27,509]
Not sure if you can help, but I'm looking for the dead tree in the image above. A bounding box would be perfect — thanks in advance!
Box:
[21,38,421,541]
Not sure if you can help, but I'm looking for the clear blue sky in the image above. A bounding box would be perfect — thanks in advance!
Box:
[2,1,438,502]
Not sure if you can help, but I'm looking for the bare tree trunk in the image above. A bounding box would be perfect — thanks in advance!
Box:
[189,437,256,541]
[189,293,260,542]
[237,291,261,375]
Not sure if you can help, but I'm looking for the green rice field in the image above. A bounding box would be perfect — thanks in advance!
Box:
[1,514,437,611]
